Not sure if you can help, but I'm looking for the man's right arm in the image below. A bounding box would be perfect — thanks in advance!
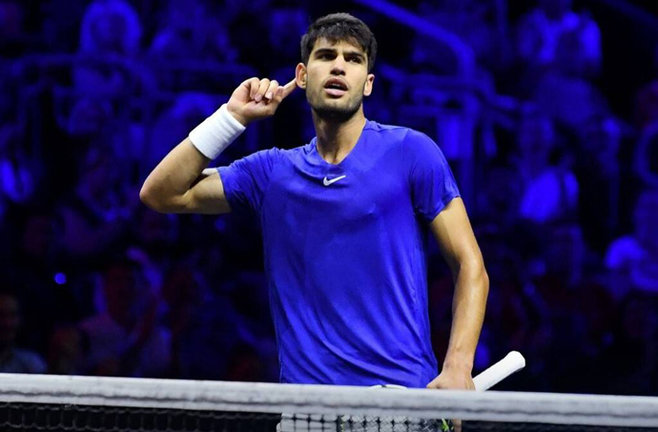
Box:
[139,77,297,215]
[139,138,229,214]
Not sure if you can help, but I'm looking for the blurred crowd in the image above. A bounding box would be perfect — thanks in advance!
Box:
[0,0,657,395]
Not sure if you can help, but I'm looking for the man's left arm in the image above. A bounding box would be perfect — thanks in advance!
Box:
[426,197,489,390]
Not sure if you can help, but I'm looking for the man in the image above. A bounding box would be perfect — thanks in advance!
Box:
[141,13,488,390]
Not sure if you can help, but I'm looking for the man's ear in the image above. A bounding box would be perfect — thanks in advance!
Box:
[363,74,375,96]
[295,63,307,89]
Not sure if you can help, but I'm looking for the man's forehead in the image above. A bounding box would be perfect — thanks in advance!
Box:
[311,37,365,54]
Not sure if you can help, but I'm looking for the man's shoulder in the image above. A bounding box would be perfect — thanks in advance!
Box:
[363,120,433,146]
[231,146,298,168]
[265,142,315,164]
[366,121,439,153]
[364,120,411,136]
[279,142,314,155]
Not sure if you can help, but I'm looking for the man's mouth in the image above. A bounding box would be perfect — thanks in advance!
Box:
[324,79,348,97]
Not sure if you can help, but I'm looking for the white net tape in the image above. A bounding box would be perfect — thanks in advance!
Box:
[0,374,656,429]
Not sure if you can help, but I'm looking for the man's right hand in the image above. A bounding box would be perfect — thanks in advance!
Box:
[140,76,297,215]
[226,77,297,126]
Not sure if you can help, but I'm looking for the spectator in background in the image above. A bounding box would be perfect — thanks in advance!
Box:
[516,0,601,78]
[79,0,141,56]
[146,0,241,93]
[72,0,151,177]
[531,29,609,131]
[57,145,137,266]
[66,98,114,142]
[54,131,135,318]
[63,96,149,188]
[517,0,608,132]
[79,257,170,377]
[148,0,236,64]
[416,0,504,72]
[74,0,143,97]
[515,111,579,224]
[605,189,658,295]
[0,291,47,373]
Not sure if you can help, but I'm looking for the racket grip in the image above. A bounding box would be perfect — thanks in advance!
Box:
[473,351,525,391]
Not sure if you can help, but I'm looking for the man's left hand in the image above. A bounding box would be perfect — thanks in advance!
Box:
[426,366,475,390]
[427,367,473,432]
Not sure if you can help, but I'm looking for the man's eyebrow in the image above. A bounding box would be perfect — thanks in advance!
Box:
[312,48,366,59]
[313,48,337,57]
[345,51,366,60]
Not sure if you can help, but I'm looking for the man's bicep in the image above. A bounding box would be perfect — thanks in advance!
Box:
[184,169,232,214]
[429,198,482,269]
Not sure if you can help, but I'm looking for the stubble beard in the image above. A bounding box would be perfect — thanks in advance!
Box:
[307,87,363,123]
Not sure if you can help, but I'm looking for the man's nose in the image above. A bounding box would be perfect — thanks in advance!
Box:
[330,58,346,75]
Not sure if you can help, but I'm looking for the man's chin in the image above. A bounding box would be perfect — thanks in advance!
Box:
[312,103,360,122]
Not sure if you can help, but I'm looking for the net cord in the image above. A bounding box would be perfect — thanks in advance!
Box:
[0,374,656,428]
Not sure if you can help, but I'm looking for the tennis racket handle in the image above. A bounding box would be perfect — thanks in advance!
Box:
[472,351,525,391]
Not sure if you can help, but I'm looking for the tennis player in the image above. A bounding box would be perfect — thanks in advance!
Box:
[140,13,488,391]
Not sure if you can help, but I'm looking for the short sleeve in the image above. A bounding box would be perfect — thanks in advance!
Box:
[218,148,281,214]
[405,130,460,222]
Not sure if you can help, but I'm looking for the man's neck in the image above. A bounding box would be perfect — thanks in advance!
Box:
[313,109,366,165]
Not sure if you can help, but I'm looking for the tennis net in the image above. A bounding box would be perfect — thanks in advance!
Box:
[0,373,656,431]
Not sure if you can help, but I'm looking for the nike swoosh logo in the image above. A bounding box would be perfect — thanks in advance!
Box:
[322,175,347,186]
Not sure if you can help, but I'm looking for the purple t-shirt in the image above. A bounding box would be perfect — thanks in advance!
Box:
[219,120,460,387]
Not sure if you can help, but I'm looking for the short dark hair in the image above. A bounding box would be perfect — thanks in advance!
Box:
[300,13,377,72]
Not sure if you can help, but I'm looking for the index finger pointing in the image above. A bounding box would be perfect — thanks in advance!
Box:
[280,78,297,99]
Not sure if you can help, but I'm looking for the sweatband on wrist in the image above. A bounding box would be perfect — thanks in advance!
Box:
[188,104,246,160]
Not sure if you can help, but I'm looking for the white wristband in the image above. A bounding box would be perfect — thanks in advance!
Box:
[188,104,246,160]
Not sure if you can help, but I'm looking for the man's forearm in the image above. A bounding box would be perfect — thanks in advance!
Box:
[140,139,210,212]
[443,261,489,372]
